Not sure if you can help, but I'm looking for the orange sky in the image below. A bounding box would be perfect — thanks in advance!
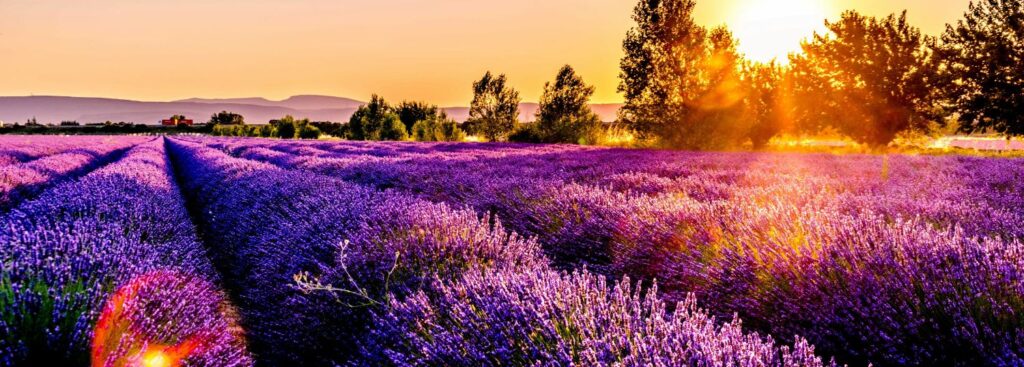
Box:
[0,0,971,105]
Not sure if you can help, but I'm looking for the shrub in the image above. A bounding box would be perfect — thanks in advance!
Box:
[362,268,831,367]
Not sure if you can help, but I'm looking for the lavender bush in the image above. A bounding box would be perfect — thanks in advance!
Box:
[363,268,833,367]
[0,136,144,167]
[5,134,1020,366]
[0,136,144,211]
[201,137,1024,365]
[166,138,545,365]
[0,139,251,366]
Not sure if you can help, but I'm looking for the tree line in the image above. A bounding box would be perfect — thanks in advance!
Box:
[208,0,1021,148]
[619,0,1023,149]
[340,66,605,144]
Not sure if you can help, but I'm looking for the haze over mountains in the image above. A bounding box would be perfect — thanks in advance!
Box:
[0,95,622,125]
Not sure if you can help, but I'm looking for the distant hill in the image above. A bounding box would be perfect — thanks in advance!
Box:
[175,95,365,111]
[0,95,622,125]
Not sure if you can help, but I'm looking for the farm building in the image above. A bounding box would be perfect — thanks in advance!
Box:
[162,115,194,126]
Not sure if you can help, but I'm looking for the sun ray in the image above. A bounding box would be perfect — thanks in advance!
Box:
[728,0,831,63]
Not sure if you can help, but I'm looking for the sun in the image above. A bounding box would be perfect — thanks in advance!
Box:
[141,350,173,367]
[729,0,830,63]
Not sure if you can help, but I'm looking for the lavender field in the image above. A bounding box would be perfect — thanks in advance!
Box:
[2,135,1023,367]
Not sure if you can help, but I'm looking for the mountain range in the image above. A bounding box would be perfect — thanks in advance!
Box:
[0,95,622,125]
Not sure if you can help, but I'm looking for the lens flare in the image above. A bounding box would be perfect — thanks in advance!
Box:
[141,350,170,367]
[90,271,226,367]
[730,0,830,62]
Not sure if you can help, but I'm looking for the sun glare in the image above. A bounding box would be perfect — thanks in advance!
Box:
[729,0,830,63]
[142,350,172,367]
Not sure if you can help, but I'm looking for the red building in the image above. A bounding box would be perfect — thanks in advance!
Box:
[161,116,194,126]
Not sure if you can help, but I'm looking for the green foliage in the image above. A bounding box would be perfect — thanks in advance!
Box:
[208,110,245,125]
[395,101,439,135]
[741,61,789,149]
[1,276,95,365]
[255,115,320,139]
[273,115,299,139]
[259,124,275,137]
[212,124,258,137]
[507,123,545,143]
[467,72,521,142]
[534,65,603,145]
[379,114,409,141]
[297,124,322,139]
[211,124,282,139]
[348,95,407,141]
[790,11,940,147]
[618,0,747,149]
[310,121,344,137]
[936,0,1024,136]
[411,111,466,142]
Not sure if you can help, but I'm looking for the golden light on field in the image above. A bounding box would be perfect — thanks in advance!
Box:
[728,0,831,63]
[141,350,172,367]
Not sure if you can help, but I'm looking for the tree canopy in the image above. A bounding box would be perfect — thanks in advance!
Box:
[411,111,465,142]
[936,0,1024,136]
[535,65,602,144]
[467,72,521,142]
[209,111,245,125]
[395,101,439,135]
[348,95,408,141]
[618,0,748,149]
[790,11,940,147]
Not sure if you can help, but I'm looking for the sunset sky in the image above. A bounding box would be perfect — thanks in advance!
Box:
[0,0,971,106]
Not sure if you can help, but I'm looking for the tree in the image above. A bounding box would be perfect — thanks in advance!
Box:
[348,95,403,141]
[309,121,344,137]
[618,0,747,149]
[258,124,275,138]
[437,117,466,142]
[272,115,298,139]
[790,11,940,147]
[395,101,439,134]
[411,111,466,142]
[741,61,790,149]
[208,111,245,125]
[467,72,521,141]
[535,65,603,144]
[936,0,1024,136]
[378,114,410,141]
[297,124,322,139]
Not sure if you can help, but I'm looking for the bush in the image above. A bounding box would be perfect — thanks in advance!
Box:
[534,65,604,145]
[411,113,466,142]
[507,123,544,143]
[379,115,409,141]
[361,268,831,367]
[296,124,322,139]
[166,140,543,364]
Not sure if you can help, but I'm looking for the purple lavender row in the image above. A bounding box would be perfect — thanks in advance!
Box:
[364,268,833,367]
[222,138,1024,252]
[167,138,831,366]
[214,139,1024,267]
[209,138,1023,242]
[0,136,146,167]
[0,136,150,211]
[211,138,1024,365]
[166,138,544,365]
[0,139,252,367]
[199,137,1023,220]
